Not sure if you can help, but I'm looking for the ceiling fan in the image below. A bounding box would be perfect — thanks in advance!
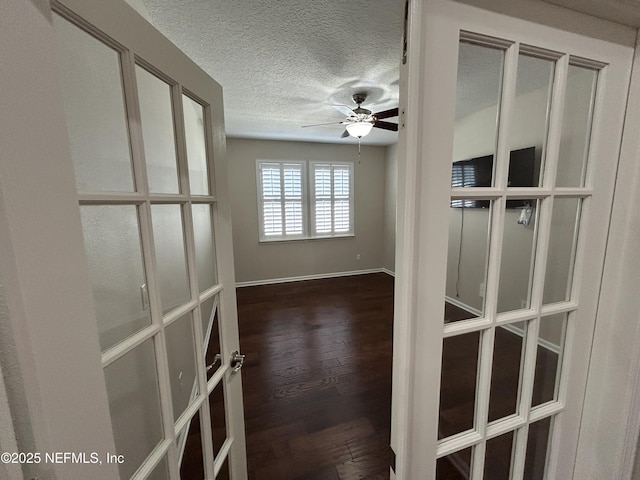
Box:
[302,93,399,139]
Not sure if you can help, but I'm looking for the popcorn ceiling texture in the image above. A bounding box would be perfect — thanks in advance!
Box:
[142,0,405,145]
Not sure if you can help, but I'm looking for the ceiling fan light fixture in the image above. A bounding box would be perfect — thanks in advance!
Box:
[346,121,374,138]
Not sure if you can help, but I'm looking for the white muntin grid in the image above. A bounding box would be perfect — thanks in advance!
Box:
[436,31,600,480]
[54,4,234,479]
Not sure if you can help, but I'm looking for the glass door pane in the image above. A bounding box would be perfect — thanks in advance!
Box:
[532,313,567,407]
[497,199,539,314]
[436,447,472,479]
[183,95,210,195]
[148,456,171,480]
[136,65,180,194]
[151,204,191,313]
[192,204,218,292]
[80,205,150,351]
[439,331,481,439]
[178,411,205,479]
[452,42,504,187]
[445,201,492,322]
[488,322,525,422]
[104,340,164,480]
[507,54,555,188]
[165,312,199,422]
[556,66,598,187]
[209,381,228,458]
[543,198,581,304]
[53,14,134,192]
[484,432,515,480]
[524,417,553,480]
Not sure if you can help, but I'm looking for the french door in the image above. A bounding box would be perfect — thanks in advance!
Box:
[51,0,246,479]
[392,0,633,479]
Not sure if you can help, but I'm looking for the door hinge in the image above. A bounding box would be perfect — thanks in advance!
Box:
[390,445,396,473]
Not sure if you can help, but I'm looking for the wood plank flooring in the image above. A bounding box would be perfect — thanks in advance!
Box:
[237,273,394,480]
[236,275,557,480]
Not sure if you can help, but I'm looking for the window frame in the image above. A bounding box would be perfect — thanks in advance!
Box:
[309,161,355,238]
[255,159,355,242]
[256,160,307,242]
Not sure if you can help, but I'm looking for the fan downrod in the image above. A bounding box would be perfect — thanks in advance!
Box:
[351,92,371,116]
[352,93,367,106]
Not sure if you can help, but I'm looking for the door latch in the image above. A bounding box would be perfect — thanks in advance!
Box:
[206,353,221,372]
[230,351,246,372]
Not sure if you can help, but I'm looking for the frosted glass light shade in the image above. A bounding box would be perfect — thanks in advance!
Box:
[346,121,373,138]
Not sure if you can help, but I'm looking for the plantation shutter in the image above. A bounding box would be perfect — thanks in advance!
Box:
[258,161,305,240]
[314,165,332,234]
[311,162,353,236]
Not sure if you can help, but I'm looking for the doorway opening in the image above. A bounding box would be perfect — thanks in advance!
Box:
[237,273,393,479]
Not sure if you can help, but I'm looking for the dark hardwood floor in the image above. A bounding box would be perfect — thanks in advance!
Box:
[237,273,394,480]
[236,275,556,480]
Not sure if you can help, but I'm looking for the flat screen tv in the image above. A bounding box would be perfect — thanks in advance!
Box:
[451,146,536,208]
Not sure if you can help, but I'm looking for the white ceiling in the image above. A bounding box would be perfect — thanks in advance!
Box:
[140,0,406,146]
[544,0,640,27]
[135,0,640,147]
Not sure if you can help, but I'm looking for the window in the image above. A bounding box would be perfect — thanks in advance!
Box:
[256,160,354,241]
[310,162,354,237]
[257,161,305,241]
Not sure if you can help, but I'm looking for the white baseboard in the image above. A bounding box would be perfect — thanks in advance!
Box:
[500,324,561,354]
[235,268,386,288]
[445,295,483,317]
[443,297,561,355]
[381,268,395,277]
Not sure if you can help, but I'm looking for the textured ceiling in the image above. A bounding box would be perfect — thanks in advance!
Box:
[543,0,640,27]
[141,0,406,146]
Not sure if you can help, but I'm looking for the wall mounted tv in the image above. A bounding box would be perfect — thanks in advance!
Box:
[451,146,537,208]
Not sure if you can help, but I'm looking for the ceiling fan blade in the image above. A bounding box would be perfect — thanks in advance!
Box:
[374,120,399,132]
[373,108,399,119]
[332,104,357,116]
[341,130,350,138]
[301,121,344,128]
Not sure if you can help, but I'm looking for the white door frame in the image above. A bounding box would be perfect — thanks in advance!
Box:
[391,0,637,478]
[574,33,640,480]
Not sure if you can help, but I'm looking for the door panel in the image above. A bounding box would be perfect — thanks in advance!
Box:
[52,1,247,478]
[438,31,611,477]
[393,0,633,478]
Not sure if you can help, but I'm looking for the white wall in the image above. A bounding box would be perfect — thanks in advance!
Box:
[384,143,398,273]
[227,138,387,283]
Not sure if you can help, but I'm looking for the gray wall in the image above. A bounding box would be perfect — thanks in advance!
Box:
[383,143,398,274]
[227,138,387,283]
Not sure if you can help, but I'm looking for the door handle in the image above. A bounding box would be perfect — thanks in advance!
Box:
[206,353,221,372]
[230,351,245,372]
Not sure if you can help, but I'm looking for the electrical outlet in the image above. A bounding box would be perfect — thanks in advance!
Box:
[479,282,485,298]
[356,254,361,261]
